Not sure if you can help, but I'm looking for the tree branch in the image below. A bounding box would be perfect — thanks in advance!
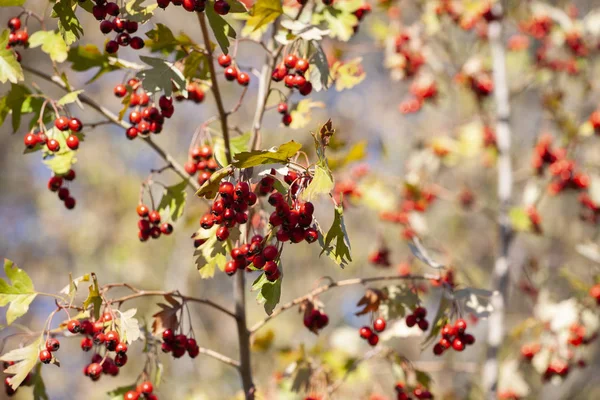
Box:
[198,346,241,369]
[21,65,200,192]
[483,6,514,399]
[250,273,440,334]
[101,283,237,319]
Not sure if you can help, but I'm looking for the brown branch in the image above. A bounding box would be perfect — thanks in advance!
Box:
[21,65,200,192]
[197,11,232,165]
[250,273,440,334]
[198,346,241,368]
[101,283,237,319]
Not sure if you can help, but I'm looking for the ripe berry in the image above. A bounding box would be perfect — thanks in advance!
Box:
[277,103,288,114]
[125,391,140,400]
[293,75,306,88]
[237,72,250,86]
[295,58,309,73]
[69,118,83,132]
[304,228,318,243]
[216,226,230,241]
[368,333,379,346]
[138,381,153,394]
[219,181,235,197]
[452,338,465,351]
[106,40,119,53]
[39,350,52,364]
[373,317,386,332]
[100,20,114,34]
[81,337,93,351]
[218,54,232,67]
[149,210,161,224]
[24,133,37,148]
[213,0,230,15]
[284,54,298,69]
[8,18,21,31]
[359,326,372,339]
[117,32,131,46]
[282,113,292,126]
[224,66,238,81]
[433,343,445,355]
[418,319,429,331]
[454,319,467,334]
[114,353,128,367]
[262,245,278,261]
[162,328,175,343]
[130,36,145,50]
[125,20,138,33]
[47,139,60,152]
[126,127,138,140]
[87,363,102,379]
[299,81,313,96]
[66,135,79,150]
[55,116,69,131]
[160,223,173,235]
[137,204,149,217]
[67,319,81,333]
[46,338,60,352]
[105,2,120,16]
[92,4,107,20]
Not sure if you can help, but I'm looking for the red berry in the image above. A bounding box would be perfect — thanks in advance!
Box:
[81,337,93,351]
[149,210,161,224]
[160,223,173,235]
[117,32,131,46]
[114,353,128,367]
[368,333,379,346]
[262,245,278,261]
[216,226,230,241]
[406,314,417,327]
[284,54,298,69]
[224,66,238,81]
[69,118,83,132]
[126,127,138,140]
[454,319,467,334]
[293,74,306,88]
[433,343,445,355]
[116,342,128,354]
[45,338,60,352]
[66,135,79,150]
[24,132,37,148]
[138,381,153,394]
[8,18,21,31]
[130,36,145,50]
[67,319,81,333]
[359,326,372,339]
[219,181,235,197]
[418,319,429,331]
[277,103,288,114]
[452,338,465,351]
[299,81,313,96]
[295,58,309,73]
[125,20,138,33]
[373,317,386,332]
[105,2,120,16]
[218,54,232,67]
[162,328,175,343]
[100,20,114,34]
[47,139,60,152]
[282,113,292,126]
[39,350,52,364]
[213,0,230,15]
[137,204,149,217]
[55,116,69,131]
[125,391,140,400]
[304,228,318,243]
[105,40,119,54]
[92,4,107,20]
[237,72,250,86]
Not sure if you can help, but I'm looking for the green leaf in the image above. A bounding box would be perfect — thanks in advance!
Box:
[28,30,69,63]
[214,132,251,168]
[0,83,31,132]
[421,295,450,348]
[121,0,158,23]
[329,140,367,171]
[107,385,136,400]
[319,204,352,268]
[415,370,432,389]
[193,225,235,278]
[509,207,532,231]
[0,259,37,325]
[136,56,186,97]
[41,129,77,175]
[252,272,281,315]
[300,162,333,201]
[57,90,84,106]
[1,337,42,390]
[247,0,282,31]
[195,165,234,199]
[32,365,49,400]
[116,309,141,344]
[67,44,121,82]
[0,0,27,5]
[183,51,207,79]
[145,23,196,54]
[232,141,302,168]
[0,30,24,84]
[205,5,237,54]
[52,0,84,46]
[228,0,248,13]
[309,40,329,92]
[379,285,420,320]
[157,180,187,222]
[322,9,357,42]
[82,274,101,321]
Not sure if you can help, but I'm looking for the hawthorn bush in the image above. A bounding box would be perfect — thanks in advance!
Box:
[1,0,600,399]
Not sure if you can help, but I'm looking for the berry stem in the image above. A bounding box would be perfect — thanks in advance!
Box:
[249,273,441,334]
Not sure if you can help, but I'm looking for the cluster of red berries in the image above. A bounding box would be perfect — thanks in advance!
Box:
[399,77,438,114]
[393,32,425,79]
[368,246,391,267]
[224,237,281,281]
[432,319,475,355]
[405,307,429,331]
[47,170,77,210]
[359,317,386,347]
[91,1,144,53]
[272,54,313,97]
[275,103,293,127]
[24,116,82,153]
[178,82,205,103]
[3,361,32,397]
[6,17,26,62]
[136,204,173,241]
[519,15,553,40]
[257,168,306,197]
[394,382,433,400]
[379,186,436,239]
[160,329,200,359]
[198,181,256,240]
[267,193,319,244]
[531,134,588,194]
[124,381,158,400]
[185,144,219,185]
[156,0,230,15]
[217,54,251,87]
[38,338,60,365]
[66,314,129,380]
[303,308,329,333]
[114,79,170,138]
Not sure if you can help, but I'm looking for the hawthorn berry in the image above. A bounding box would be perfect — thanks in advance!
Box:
[24,133,37,148]
[213,0,230,15]
[55,116,70,131]
[67,319,81,333]
[218,54,232,67]
[47,139,60,152]
[81,337,93,351]
[105,40,119,54]
[125,391,140,400]
[66,135,80,150]
[8,17,21,31]
[138,381,153,394]
[46,338,60,352]
[149,210,161,224]
[282,113,292,126]
[216,226,230,241]
[368,333,379,346]
[284,54,298,69]
[224,66,238,81]
[237,72,250,86]
[39,350,52,364]
[277,103,288,114]
[373,317,386,332]
[100,20,113,34]
[295,58,310,73]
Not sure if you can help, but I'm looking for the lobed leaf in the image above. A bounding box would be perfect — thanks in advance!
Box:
[319,204,352,268]
[136,56,186,97]
[116,309,142,344]
[0,259,37,325]
[157,180,188,222]
[206,5,237,54]
[300,162,333,201]
[232,141,302,168]
[195,165,234,199]
[28,30,69,63]
[0,30,24,84]
[247,0,282,32]
[52,0,84,46]
[251,272,281,315]
[1,337,42,390]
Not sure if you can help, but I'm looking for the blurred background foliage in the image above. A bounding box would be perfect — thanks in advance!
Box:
[2,0,600,399]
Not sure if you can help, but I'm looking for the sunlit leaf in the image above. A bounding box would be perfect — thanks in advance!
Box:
[290,100,325,130]
[300,162,333,201]
[0,259,37,325]
[330,58,366,91]
[28,30,69,63]
[52,0,84,45]
[206,5,237,54]
[1,337,42,390]
[32,364,49,400]
[116,308,142,344]
[57,90,84,106]
[309,40,329,92]
[232,141,302,168]
[193,225,237,278]
[121,0,158,23]
[319,204,352,268]
[252,272,281,315]
[195,165,234,199]
[214,132,251,168]
[322,9,357,42]
[247,0,282,32]
[157,180,187,222]
[82,274,101,321]
[136,56,186,96]
[0,30,24,84]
